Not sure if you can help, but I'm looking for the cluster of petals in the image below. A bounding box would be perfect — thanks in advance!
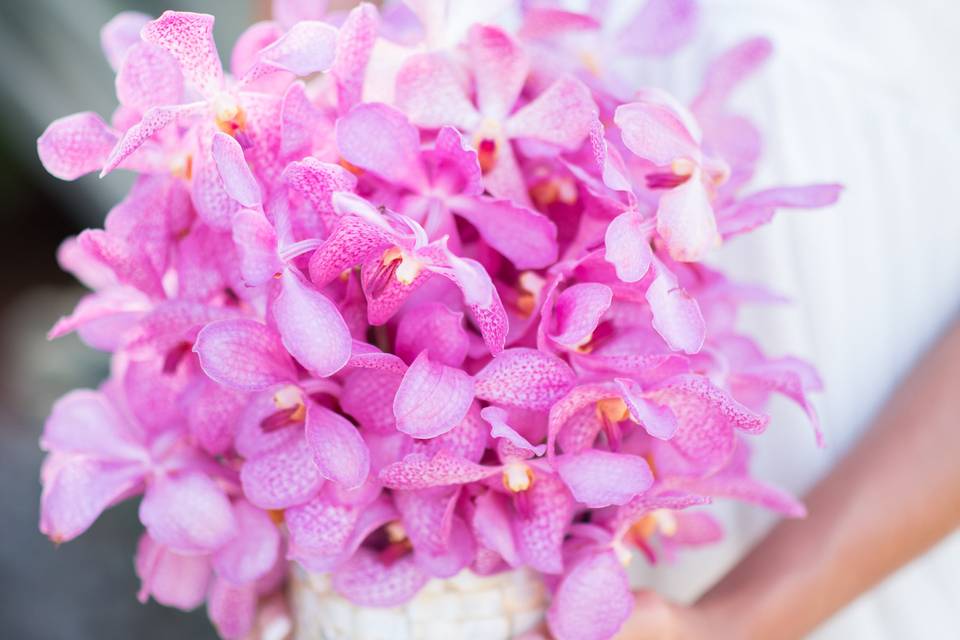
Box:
[37,2,839,639]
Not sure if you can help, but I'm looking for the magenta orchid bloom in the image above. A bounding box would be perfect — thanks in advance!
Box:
[336,102,559,269]
[395,23,599,206]
[37,4,840,639]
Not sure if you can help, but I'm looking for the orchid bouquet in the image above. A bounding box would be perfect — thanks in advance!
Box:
[35,1,839,639]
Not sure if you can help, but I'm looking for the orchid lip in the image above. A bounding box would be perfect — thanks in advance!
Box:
[369,247,423,297]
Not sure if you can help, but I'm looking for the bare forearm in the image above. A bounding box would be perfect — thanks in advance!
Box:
[695,318,960,639]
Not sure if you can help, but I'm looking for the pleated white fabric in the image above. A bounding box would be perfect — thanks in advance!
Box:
[624,1,960,637]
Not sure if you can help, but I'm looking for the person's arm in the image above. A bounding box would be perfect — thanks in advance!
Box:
[618,317,960,640]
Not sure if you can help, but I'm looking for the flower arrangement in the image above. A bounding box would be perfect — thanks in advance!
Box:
[36,2,840,639]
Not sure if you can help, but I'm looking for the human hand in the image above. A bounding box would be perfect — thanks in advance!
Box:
[519,589,731,640]
[612,590,716,640]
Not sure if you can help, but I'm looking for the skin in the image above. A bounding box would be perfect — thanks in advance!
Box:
[615,317,960,639]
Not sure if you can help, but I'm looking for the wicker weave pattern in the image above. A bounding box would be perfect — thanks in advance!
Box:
[290,567,547,640]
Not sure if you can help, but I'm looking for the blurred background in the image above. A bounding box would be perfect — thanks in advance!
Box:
[0,2,257,638]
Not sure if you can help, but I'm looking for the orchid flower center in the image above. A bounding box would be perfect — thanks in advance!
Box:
[530,174,578,208]
[169,153,193,180]
[213,93,247,137]
[578,50,602,77]
[378,521,413,566]
[261,385,306,432]
[632,509,679,540]
[515,271,546,318]
[369,247,423,297]
[473,119,503,174]
[385,521,407,543]
[162,341,193,374]
[645,158,697,190]
[596,397,630,424]
[502,461,535,493]
[596,397,632,450]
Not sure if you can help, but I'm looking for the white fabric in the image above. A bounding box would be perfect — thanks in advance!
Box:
[627,1,960,638]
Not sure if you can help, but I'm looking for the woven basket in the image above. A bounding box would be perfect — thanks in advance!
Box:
[289,566,548,640]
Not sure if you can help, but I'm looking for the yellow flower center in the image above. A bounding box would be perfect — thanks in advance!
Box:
[502,462,535,493]
[596,397,631,424]
[213,94,247,137]
[381,247,423,285]
[272,385,306,423]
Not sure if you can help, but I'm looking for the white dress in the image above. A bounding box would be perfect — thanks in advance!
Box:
[627,1,960,637]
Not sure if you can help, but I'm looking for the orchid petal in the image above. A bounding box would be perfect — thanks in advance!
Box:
[615,100,699,166]
[141,11,224,98]
[139,472,237,554]
[475,348,575,411]
[101,101,207,176]
[646,263,705,355]
[717,184,843,237]
[273,268,352,378]
[395,53,480,130]
[394,351,475,439]
[194,319,296,391]
[616,379,678,440]
[232,209,281,286]
[468,24,528,120]
[187,380,247,456]
[212,132,262,207]
[619,0,699,56]
[380,451,497,490]
[340,369,403,433]
[116,42,184,112]
[604,210,654,283]
[694,37,773,110]
[135,534,211,610]
[472,491,519,566]
[212,500,281,585]
[41,390,144,460]
[514,473,573,574]
[647,374,767,465]
[241,434,325,509]
[40,457,143,543]
[336,102,426,188]
[395,303,469,367]
[548,283,612,349]
[332,3,379,112]
[555,450,653,507]
[243,20,338,83]
[657,172,720,261]
[100,11,151,71]
[280,81,329,158]
[505,75,597,150]
[282,157,358,214]
[305,401,370,489]
[481,406,546,457]
[451,195,558,270]
[37,112,117,180]
[547,551,633,640]
[208,578,257,640]
[286,490,361,560]
[332,548,429,607]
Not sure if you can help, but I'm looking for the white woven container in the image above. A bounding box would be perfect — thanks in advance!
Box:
[289,566,547,640]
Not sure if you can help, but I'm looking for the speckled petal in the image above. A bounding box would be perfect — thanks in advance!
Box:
[194,319,296,391]
[475,348,576,411]
[394,351,474,439]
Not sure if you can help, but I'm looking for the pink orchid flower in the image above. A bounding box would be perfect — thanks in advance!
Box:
[40,388,237,552]
[335,102,559,269]
[306,191,509,353]
[395,24,598,206]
